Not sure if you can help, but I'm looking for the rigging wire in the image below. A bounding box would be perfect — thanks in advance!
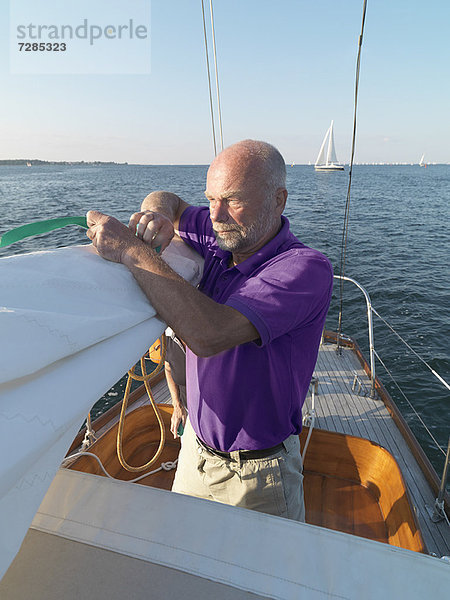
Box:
[201,0,218,156]
[373,349,446,457]
[333,1,448,466]
[209,0,224,151]
[337,0,368,350]
[372,307,450,392]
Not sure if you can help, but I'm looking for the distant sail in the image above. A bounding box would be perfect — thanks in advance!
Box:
[314,121,344,171]
[419,154,425,167]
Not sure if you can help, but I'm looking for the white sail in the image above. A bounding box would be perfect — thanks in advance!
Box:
[314,121,344,171]
[419,154,425,166]
[315,124,331,166]
[326,121,339,164]
[0,241,203,580]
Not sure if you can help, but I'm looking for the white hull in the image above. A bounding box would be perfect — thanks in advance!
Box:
[314,164,345,172]
[2,468,449,600]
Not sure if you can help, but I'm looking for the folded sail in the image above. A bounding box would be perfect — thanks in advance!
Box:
[0,242,202,580]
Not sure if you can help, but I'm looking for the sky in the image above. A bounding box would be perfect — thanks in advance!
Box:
[1,0,449,165]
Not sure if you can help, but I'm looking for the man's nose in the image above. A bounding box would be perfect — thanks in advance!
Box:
[210,200,229,223]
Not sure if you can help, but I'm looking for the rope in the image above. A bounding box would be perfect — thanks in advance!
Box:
[373,348,446,457]
[209,0,224,151]
[201,0,218,156]
[116,335,168,473]
[0,216,88,248]
[302,379,317,463]
[80,412,97,451]
[62,451,178,484]
[337,0,368,349]
[372,307,450,392]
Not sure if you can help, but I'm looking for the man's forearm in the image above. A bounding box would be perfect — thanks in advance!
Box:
[123,243,258,357]
[164,362,181,403]
[86,208,259,357]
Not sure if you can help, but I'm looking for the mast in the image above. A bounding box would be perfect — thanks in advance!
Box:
[326,120,333,165]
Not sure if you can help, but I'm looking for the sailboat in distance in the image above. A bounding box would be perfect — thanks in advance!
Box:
[314,120,344,171]
[419,154,427,167]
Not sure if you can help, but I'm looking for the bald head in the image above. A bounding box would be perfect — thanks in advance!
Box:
[205,140,288,260]
[210,139,286,199]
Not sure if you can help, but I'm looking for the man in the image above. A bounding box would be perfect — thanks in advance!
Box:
[164,328,188,438]
[86,139,333,521]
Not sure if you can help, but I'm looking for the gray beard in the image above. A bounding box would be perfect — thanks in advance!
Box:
[214,228,248,252]
[213,216,273,253]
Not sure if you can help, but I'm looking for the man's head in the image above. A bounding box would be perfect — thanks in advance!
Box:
[205,140,288,260]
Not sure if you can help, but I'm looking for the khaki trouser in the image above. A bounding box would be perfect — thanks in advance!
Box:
[172,419,305,522]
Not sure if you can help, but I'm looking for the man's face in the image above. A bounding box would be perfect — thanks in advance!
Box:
[205,160,276,254]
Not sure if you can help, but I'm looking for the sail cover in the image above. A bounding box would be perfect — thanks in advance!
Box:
[0,241,202,580]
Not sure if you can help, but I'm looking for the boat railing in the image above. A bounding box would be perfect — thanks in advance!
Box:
[332,274,450,521]
[332,274,450,402]
[333,274,376,397]
[431,437,450,524]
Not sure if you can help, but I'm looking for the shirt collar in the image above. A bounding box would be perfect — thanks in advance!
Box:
[234,216,292,275]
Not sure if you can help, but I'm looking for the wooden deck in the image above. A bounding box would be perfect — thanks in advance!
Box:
[308,341,450,557]
[128,340,449,558]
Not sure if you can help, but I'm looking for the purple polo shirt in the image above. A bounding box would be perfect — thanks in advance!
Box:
[178,205,333,452]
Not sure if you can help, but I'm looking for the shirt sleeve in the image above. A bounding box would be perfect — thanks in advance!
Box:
[177,205,216,259]
[226,249,333,346]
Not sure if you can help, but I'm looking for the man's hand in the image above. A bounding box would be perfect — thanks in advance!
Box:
[128,210,174,254]
[86,210,143,264]
[170,401,187,439]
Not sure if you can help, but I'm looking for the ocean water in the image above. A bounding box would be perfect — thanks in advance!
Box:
[0,164,448,476]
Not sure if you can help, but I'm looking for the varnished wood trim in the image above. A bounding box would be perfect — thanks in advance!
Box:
[70,405,426,553]
[323,329,449,514]
[300,427,426,552]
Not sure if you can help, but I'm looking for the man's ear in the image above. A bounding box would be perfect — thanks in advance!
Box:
[276,188,288,214]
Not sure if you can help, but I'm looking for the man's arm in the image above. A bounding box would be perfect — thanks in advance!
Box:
[86,210,259,357]
[165,361,187,439]
[139,191,189,230]
[127,191,190,253]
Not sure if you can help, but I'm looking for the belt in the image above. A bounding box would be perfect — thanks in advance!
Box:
[196,436,284,460]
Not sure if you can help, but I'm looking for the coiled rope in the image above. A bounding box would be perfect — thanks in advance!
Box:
[62,451,178,484]
[116,335,168,473]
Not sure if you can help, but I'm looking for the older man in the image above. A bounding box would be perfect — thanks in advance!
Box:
[86,140,333,521]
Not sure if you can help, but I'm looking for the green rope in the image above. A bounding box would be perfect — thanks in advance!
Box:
[0,215,161,253]
[0,217,161,254]
[0,216,88,248]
